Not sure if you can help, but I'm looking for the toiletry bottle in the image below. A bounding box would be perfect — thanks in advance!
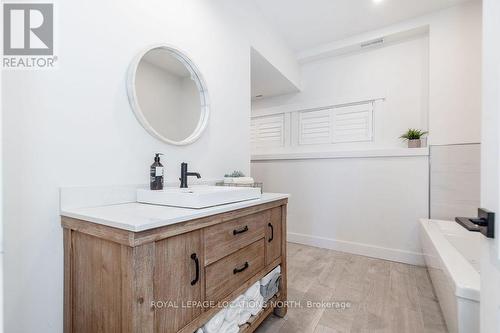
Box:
[150,153,164,190]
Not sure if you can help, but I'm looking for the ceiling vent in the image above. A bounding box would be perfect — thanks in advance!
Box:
[360,38,385,48]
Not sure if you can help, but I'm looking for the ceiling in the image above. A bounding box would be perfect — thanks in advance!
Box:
[253,0,474,52]
[251,48,300,100]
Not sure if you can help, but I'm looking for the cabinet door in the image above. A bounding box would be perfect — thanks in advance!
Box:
[266,207,282,265]
[154,230,203,333]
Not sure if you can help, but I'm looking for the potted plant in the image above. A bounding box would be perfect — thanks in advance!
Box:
[400,129,428,148]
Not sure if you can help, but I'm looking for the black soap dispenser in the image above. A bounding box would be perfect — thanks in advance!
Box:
[150,153,164,190]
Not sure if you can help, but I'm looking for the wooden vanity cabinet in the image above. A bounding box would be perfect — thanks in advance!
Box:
[62,198,287,333]
[266,207,282,265]
[154,230,204,332]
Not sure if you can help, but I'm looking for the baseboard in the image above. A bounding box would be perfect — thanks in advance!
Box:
[287,232,425,266]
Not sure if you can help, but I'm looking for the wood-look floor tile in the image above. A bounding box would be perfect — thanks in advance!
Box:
[258,243,448,333]
[411,266,448,332]
[277,283,334,333]
[287,245,331,293]
[314,323,345,333]
[254,314,285,333]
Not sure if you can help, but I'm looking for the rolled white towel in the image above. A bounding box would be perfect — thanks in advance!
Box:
[219,320,239,333]
[260,265,281,286]
[196,329,204,333]
[246,289,261,302]
[238,310,252,326]
[233,177,255,185]
[223,177,234,184]
[203,309,226,333]
[248,294,264,316]
[225,304,240,323]
[244,281,261,300]
[226,323,239,333]
[232,295,246,307]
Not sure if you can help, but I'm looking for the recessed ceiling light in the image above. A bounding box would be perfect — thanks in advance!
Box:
[373,0,384,4]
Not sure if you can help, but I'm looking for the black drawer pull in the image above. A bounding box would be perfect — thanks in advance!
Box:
[233,262,249,274]
[190,253,199,286]
[268,223,274,242]
[233,226,249,235]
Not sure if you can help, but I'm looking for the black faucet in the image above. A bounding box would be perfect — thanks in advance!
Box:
[179,162,201,188]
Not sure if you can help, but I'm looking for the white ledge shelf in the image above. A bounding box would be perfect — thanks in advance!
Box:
[251,147,429,161]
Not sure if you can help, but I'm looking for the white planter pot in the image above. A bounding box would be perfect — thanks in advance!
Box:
[408,139,422,148]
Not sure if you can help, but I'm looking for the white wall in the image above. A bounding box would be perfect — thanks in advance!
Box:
[250,1,481,267]
[480,0,500,331]
[253,1,482,148]
[1,1,297,332]
[252,35,430,151]
[430,144,481,220]
[252,155,429,265]
[429,1,482,145]
[251,20,431,266]
[215,0,301,91]
[254,15,431,255]
[0,50,3,333]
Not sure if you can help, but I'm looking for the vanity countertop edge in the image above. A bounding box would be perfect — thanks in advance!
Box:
[60,192,289,232]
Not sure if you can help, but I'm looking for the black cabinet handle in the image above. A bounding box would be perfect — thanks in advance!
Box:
[233,262,249,274]
[233,225,249,235]
[268,223,274,242]
[190,253,199,286]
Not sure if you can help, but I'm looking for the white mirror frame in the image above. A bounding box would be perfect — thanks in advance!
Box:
[126,44,210,146]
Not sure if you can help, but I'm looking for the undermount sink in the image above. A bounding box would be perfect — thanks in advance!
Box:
[136,186,262,208]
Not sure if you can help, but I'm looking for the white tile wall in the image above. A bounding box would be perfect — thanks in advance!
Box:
[430,144,480,220]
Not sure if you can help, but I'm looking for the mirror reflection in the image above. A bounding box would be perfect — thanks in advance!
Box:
[130,47,208,144]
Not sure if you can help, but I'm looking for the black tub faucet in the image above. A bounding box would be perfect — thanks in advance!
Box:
[180,162,201,188]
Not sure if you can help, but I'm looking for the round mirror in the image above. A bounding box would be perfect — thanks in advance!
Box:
[127,45,209,145]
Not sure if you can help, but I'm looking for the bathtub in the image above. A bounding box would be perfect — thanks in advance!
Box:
[419,219,480,333]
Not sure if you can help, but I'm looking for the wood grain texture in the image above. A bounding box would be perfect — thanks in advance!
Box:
[134,199,287,246]
[133,243,155,333]
[177,258,281,333]
[204,210,268,265]
[154,230,203,333]
[71,232,123,333]
[62,199,287,248]
[240,295,279,333]
[206,239,265,302]
[62,216,134,246]
[63,200,288,333]
[256,243,447,333]
[121,245,134,333]
[63,228,73,333]
[273,204,287,318]
[266,207,282,265]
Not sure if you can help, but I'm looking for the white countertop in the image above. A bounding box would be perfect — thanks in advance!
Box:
[61,193,289,232]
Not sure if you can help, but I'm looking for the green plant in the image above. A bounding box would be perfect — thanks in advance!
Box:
[400,128,428,141]
[224,170,246,178]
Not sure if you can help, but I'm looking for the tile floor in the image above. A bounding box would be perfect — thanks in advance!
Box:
[256,243,448,333]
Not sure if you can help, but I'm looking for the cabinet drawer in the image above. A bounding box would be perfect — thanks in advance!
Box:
[205,239,265,302]
[204,210,268,265]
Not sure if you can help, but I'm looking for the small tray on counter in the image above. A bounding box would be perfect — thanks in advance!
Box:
[215,182,263,194]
